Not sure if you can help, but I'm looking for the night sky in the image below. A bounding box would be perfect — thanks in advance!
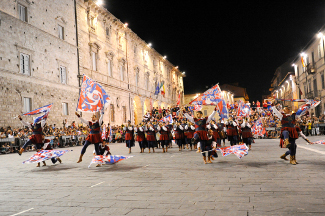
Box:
[105,0,325,102]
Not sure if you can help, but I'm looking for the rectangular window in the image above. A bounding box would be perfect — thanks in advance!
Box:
[122,106,127,123]
[58,25,64,40]
[106,27,109,36]
[92,52,97,71]
[62,103,69,115]
[318,44,322,59]
[204,110,207,116]
[107,60,112,77]
[145,76,149,90]
[120,65,124,81]
[60,66,67,84]
[110,104,115,122]
[322,73,325,89]
[23,97,32,113]
[135,72,139,87]
[18,4,27,22]
[20,53,30,75]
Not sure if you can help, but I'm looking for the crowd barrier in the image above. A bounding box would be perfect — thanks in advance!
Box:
[0,135,86,154]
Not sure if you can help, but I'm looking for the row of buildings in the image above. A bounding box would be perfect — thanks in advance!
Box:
[269,28,325,117]
[0,0,185,127]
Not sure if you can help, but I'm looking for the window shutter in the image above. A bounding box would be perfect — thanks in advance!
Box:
[20,54,24,74]
[92,52,97,71]
[24,54,29,75]
[60,66,66,84]
[108,60,112,76]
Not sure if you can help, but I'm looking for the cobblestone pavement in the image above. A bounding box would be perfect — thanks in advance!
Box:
[1,136,325,216]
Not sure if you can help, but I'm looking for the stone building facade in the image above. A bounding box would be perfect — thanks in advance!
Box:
[0,0,185,128]
[0,0,79,128]
[76,0,185,125]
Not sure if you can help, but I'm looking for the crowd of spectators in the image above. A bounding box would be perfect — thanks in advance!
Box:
[1,103,325,154]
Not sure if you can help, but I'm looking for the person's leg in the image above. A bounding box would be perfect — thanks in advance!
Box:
[19,139,32,155]
[77,140,91,163]
[289,138,296,165]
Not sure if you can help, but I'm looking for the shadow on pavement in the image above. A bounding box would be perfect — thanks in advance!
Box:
[30,164,79,172]
[91,164,142,172]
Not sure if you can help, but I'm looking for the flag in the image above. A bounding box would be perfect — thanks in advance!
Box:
[251,118,265,137]
[296,100,321,116]
[310,140,325,145]
[154,82,160,95]
[76,75,110,113]
[101,124,107,140]
[22,150,72,164]
[177,93,181,105]
[237,101,250,118]
[275,98,309,102]
[23,103,53,124]
[301,56,306,67]
[161,82,165,97]
[193,105,202,111]
[216,144,249,159]
[88,155,133,168]
[159,114,173,124]
[189,84,223,105]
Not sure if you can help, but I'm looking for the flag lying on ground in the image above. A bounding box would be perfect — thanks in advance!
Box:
[88,155,133,168]
[76,75,110,113]
[251,118,265,137]
[296,100,321,116]
[310,140,325,145]
[23,103,53,124]
[159,114,173,124]
[22,150,71,164]
[216,144,249,159]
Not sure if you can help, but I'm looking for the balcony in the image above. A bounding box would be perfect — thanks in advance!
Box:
[306,63,317,74]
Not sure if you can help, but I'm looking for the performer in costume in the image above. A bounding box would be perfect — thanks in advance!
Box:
[41,134,62,165]
[17,115,46,156]
[124,120,135,154]
[225,116,238,146]
[157,121,169,153]
[183,107,217,164]
[241,118,253,150]
[135,123,146,153]
[146,122,157,153]
[75,111,103,163]
[272,104,310,165]
[203,129,217,164]
[207,120,221,147]
[173,121,184,151]
[217,120,227,147]
[185,122,195,150]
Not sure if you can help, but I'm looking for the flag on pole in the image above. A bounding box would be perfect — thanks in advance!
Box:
[301,56,306,67]
[296,100,321,117]
[154,82,160,95]
[101,124,107,140]
[76,75,110,113]
[177,93,181,105]
[160,82,165,97]
[159,114,173,124]
[23,103,53,124]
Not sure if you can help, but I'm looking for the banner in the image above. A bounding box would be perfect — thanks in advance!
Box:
[159,114,173,124]
[23,103,53,124]
[76,75,110,113]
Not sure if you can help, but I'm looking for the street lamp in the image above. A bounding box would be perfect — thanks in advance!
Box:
[96,0,103,6]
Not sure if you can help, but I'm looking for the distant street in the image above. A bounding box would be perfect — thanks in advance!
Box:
[1,137,325,216]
